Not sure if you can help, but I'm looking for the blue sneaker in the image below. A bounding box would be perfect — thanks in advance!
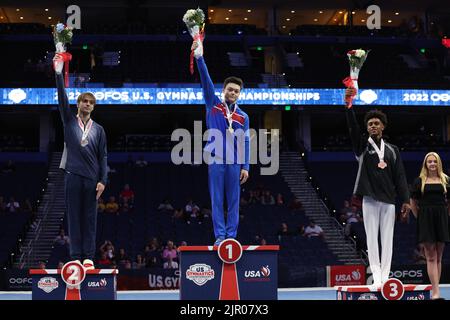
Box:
[214,238,224,246]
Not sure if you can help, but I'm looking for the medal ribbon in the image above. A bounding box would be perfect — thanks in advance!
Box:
[77,116,93,145]
[368,137,385,163]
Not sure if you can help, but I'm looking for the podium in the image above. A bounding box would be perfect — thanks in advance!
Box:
[179,239,279,300]
[337,279,432,300]
[30,261,118,300]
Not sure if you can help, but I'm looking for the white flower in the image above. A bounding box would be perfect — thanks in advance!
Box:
[56,23,65,33]
[183,10,197,24]
[355,49,365,58]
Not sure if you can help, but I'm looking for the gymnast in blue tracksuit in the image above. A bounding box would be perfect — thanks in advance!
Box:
[194,43,250,246]
[54,53,107,267]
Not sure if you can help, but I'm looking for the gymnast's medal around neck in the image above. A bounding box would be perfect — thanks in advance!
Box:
[224,101,236,134]
[368,137,387,169]
[77,116,93,147]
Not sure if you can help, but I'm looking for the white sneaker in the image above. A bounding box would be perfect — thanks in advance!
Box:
[83,259,94,270]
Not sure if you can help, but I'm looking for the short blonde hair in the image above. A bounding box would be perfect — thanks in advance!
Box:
[77,92,96,106]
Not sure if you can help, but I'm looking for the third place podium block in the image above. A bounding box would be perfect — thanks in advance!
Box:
[336,278,432,300]
[179,239,279,300]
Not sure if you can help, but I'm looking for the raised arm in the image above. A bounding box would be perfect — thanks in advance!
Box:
[54,55,72,124]
[345,105,364,157]
[192,41,220,109]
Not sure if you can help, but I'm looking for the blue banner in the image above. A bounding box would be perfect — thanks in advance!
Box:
[1,87,450,106]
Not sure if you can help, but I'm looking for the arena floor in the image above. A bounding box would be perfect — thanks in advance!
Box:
[0,286,449,300]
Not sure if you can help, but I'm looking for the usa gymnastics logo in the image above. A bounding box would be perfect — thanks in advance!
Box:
[243,265,271,282]
[37,277,59,293]
[186,264,215,286]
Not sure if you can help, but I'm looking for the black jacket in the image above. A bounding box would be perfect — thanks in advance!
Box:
[346,108,409,204]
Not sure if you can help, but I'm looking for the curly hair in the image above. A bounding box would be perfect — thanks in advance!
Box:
[364,109,387,127]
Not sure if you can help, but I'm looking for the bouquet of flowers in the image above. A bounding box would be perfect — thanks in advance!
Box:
[342,49,370,108]
[182,8,205,74]
[52,23,73,87]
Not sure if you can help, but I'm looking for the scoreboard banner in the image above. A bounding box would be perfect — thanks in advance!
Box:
[1,87,450,106]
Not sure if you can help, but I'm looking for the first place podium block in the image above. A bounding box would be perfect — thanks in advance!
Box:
[179,239,279,300]
[30,261,118,300]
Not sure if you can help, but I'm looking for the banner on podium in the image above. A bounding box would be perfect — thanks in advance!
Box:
[179,240,279,300]
[30,261,118,300]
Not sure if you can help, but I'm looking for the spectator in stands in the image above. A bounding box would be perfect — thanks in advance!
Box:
[146,256,159,268]
[296,224,305,236]
[120,198,131,214]
[350,195,362,211]
[144,239,163,266]
[277,223,291,241]
[97,197,105,213]
[276,193,284,206]
[2,160,16,173]
[38,261,46,269]
[22,198,33,213]
[185,199,200,223]
[57,261,65,269]
[344,208,363,236]
[260,238,267,245]
[252,234,262,245]
[132,254,146,269]
[261,190,275,205]
[100,240,115,261]
[409,152,449,300]
[0,196,6,213]
[158,198,174,212]
[135,155,148,168]
[6,197,20,213]
[163,256,179,269]
[162,240,177,262]
[200,205,211,219]
[105,196,119,215]
[116,248,129,267]
[54,229,70,247]
[304,220,324,239]
[172,208,184,220]
[97,251,112,267]
[119,184,135,207]
[177,241,188,253]
[339,200,353,223]
[288,197,303,212]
